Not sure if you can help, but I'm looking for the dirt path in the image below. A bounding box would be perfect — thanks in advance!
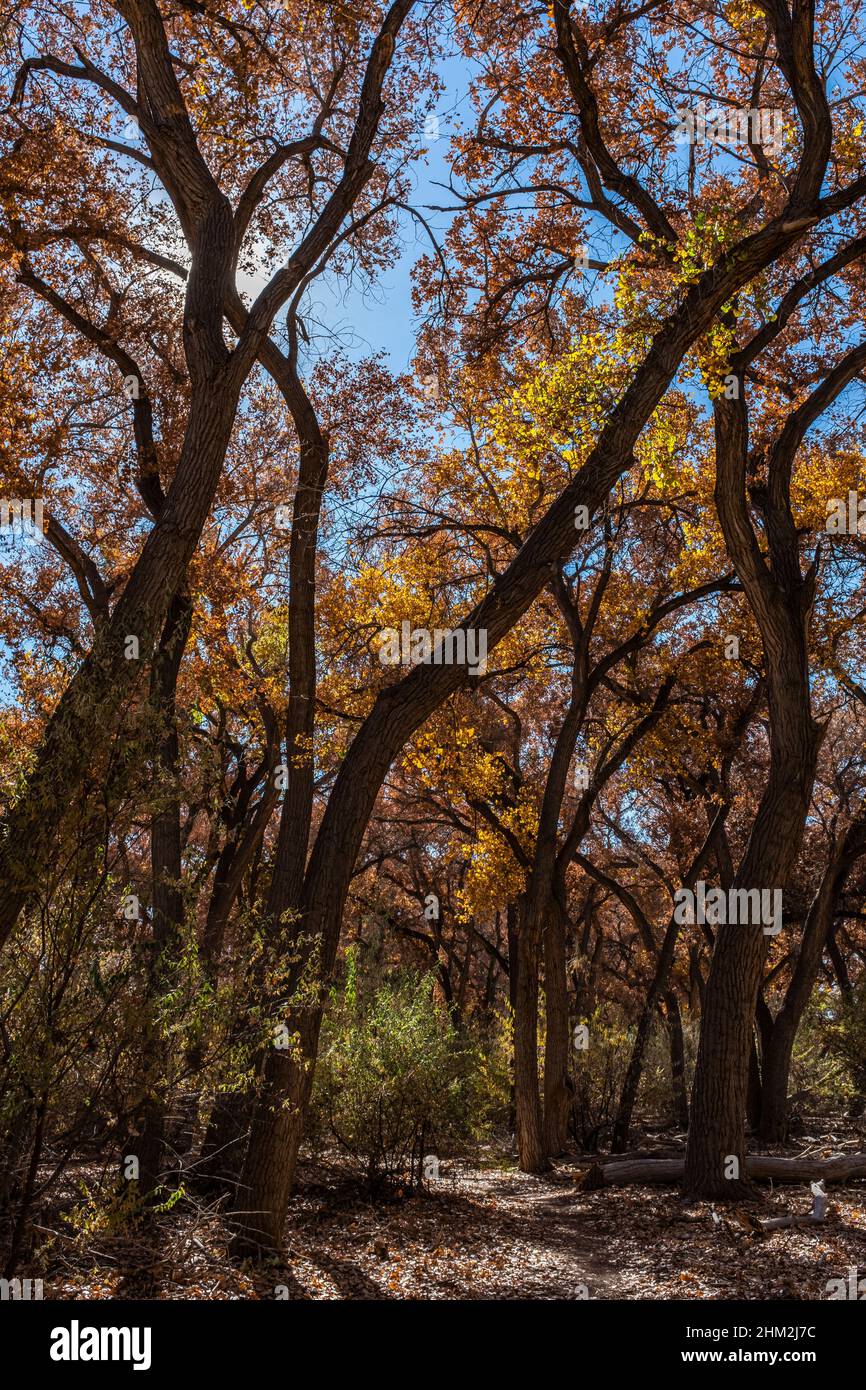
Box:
[37,1151,866,1300]
[283,1165,623,1300]
[275,1156,866,1301]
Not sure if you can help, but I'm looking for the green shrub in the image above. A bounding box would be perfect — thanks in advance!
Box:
[311,958,495,1193]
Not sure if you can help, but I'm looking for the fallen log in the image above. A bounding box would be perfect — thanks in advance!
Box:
[758,1213,827,1230]
[579,1152,866,1189]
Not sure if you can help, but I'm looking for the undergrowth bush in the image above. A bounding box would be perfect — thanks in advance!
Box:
[311,955,502,1193]
[566,1006,696,1149]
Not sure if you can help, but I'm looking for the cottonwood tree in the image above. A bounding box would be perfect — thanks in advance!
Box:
[0,0,425,944]
[223,0,866,1251]
[685,342,866,1193]
[4,0,866,1257]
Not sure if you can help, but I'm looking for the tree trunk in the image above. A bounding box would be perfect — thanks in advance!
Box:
[229,1022,317,1257]
[128,592,193,1202]
[543,903,571,1157]
[132,1099,167,1202]
[759,1023,794,1144]
[610,805,729,1152]
[200,761,279,976]
[506,900,519,1131]
[747,1032,763,1132]
[1,1091,48,1279]
[514,899,550,1173]
[665,991,689,1129]
[685,389,824,1197]
[613,910,683,1153]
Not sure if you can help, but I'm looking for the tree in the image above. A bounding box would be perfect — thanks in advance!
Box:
[231,0,866,1251]
[0,0,422,946]
[4,0,866,1264]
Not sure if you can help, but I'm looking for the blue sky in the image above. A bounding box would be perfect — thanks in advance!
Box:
[297,51,475,374]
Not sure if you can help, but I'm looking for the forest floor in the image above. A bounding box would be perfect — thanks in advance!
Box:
[30,1121,866,1301]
